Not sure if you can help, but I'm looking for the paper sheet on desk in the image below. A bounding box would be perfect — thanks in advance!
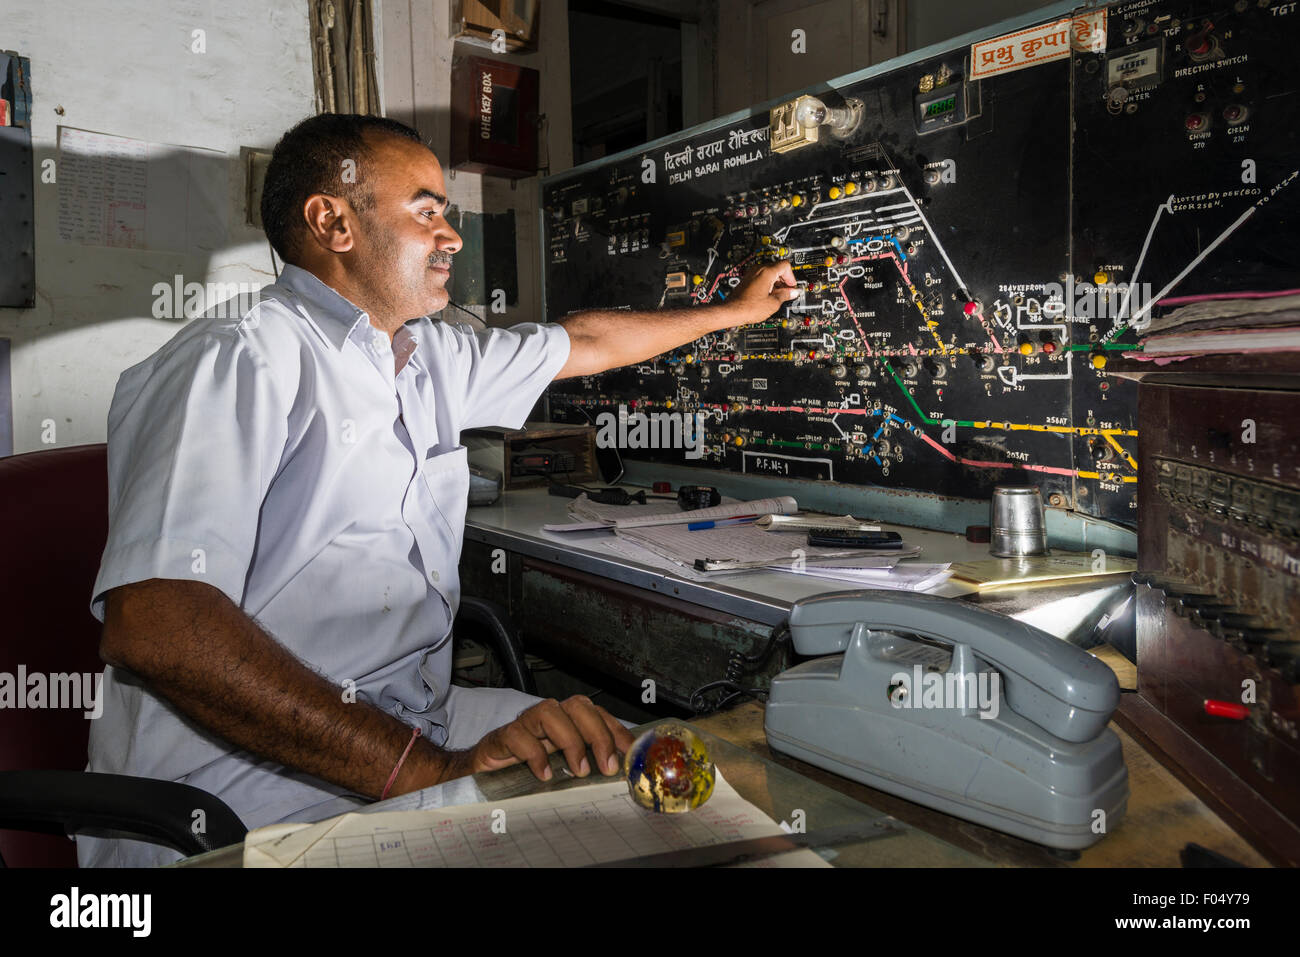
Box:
[776,561,953,591]
[543,494,798,531]
[243,770,829,868]
[616,521,919,571]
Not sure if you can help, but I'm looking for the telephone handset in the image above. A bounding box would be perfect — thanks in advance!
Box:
[765,589,1129,851]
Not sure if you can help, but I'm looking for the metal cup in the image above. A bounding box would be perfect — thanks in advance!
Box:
[990,485,1051,557]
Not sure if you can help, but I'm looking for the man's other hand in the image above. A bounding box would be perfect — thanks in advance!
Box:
[726,260,800,325]
[468,695,636,781]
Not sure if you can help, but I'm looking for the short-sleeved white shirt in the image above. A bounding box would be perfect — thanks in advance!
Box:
[87,263,570,794]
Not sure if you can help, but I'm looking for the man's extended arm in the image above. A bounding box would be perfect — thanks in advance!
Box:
[101,579,630,798]
[554,261,799,380]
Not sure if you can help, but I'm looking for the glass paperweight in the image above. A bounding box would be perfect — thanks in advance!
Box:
[624,722,716,813]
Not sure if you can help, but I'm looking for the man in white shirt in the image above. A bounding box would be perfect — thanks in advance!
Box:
[80,114,798,866]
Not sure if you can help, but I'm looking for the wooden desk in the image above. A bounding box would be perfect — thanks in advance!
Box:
[457,487,1274,866]
[693,701,1270,867]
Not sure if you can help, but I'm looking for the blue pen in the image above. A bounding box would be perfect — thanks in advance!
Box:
[688,515,758,531]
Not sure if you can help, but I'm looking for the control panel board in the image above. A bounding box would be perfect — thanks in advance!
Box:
[541,0,1300,526]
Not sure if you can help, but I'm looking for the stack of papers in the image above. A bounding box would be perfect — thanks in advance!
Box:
[617,520,919,572]
[1139,291,1300,355]
[546,492,924,574]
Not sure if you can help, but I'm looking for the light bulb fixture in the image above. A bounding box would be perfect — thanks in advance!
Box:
[794,95,864,138]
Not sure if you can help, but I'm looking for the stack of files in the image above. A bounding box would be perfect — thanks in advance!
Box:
[1138,290,1300,354]
[776,560,953,592]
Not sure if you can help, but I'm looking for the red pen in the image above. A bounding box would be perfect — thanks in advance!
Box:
[1203,699,1249,720]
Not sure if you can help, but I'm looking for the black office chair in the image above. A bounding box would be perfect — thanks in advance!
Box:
[453,596,538,695]
[0,772,248,867]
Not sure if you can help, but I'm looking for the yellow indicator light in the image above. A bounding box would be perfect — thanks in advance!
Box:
[824,255,835,267]
[845,181,858,195]
[692,275,704,285]
[1018,341,1035,355]
[777,246,790,256]
[1094,270,1110,285]
[791,194,804,207]
[733,436,746,447]
[828,186,842,200]
[665,399,675,408]
[1091,354,1107,370]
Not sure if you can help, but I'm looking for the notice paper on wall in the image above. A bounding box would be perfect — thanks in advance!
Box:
[56,126,227,253]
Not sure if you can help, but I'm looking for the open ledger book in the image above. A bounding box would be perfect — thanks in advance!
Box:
[244,771,829,868]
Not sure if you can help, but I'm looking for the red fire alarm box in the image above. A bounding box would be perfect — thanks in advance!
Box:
[450,55,539,179]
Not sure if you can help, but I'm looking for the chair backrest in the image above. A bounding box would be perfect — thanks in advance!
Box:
[0,444,109,866]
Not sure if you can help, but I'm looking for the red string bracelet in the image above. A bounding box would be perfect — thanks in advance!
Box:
[381,726,422,800]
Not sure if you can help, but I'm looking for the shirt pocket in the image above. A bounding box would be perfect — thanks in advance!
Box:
[421,445,470,546]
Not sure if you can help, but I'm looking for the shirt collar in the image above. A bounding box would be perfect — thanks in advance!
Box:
[271,263,371,352]
[393,323,423,377]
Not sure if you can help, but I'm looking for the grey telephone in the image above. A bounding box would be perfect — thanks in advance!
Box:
[764,590,1129,850]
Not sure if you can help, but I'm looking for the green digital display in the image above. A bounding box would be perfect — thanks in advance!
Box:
[924,94,957,118]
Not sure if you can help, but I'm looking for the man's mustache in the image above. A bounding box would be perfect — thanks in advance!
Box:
[429,252,453,268]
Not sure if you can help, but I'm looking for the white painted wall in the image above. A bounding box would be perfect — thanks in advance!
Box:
[715,0,904,116]
[1,0,316,453]
[378,0,573,329]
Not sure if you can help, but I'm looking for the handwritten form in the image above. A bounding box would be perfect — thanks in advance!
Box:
[244,772,828,868]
